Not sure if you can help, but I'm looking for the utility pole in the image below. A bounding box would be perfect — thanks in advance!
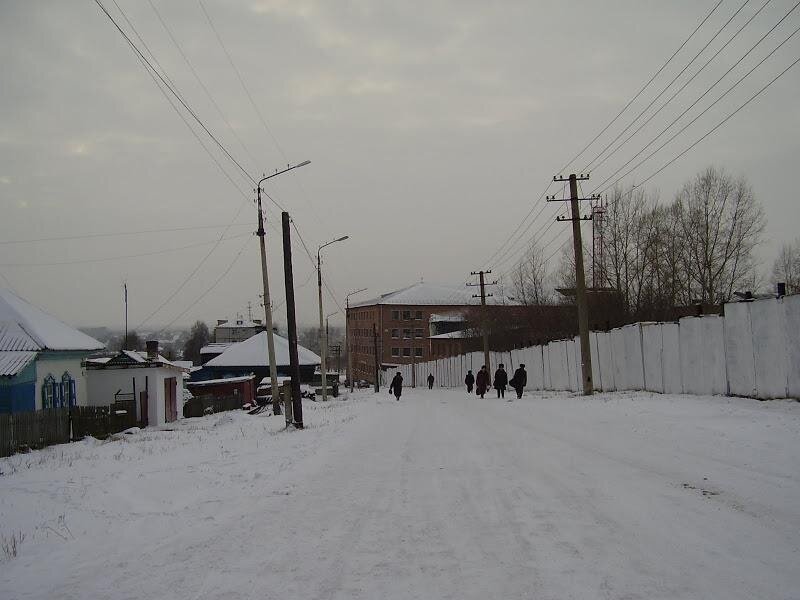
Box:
[317,236,349,401]
[255,160,310,417]
[547,173,597,395]
[467,270,496,374]
[281,212,303,428]
[123,281,128,350]
[591,196,606,289]
[345,288,367,393]
[372,323,380,393]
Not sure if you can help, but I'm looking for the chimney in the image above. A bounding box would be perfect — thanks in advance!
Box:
[146,340,158,359]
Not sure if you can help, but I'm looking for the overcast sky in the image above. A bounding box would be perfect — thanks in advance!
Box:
[1,0,799,332]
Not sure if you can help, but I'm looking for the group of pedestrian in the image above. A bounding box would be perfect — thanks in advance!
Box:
[465,364,527,400]
[387,363,528,401]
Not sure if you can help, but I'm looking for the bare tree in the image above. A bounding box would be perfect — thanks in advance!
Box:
[182,321,210,365]
[672,167,765,304]
[510,241,553,305]
[772,237,800,294]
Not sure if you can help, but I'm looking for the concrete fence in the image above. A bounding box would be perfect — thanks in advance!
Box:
[397,295,799,400]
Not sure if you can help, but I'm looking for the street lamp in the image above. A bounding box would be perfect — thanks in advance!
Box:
[345,287,367,392]
[256,160,310,416]
[317,235,348,401]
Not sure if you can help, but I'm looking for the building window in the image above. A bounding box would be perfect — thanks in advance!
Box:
[415,310,423,320]
[403,328,411,339]
[414,348,423,358]
[402,348,411,357]
[391,347,400,357]
[391,310,399,320]
[402,310,411,320]
[414,328,424,339]
[391,328,399,339]
[61,372,76,407]
[42,374,56,409]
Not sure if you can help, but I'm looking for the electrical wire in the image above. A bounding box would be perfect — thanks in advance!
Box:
[0,233,251,267]
[592,18,800,195]
[0,223,252,245]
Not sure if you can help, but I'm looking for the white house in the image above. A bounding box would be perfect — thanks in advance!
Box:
[0,288,103,413]
[85,341,188,427]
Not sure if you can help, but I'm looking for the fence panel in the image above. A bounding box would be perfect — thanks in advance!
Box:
[71,406,110,440]
[642,323,663,393]
[724,301,756,397]
[785,295,800,398]
[595,331,615,391]
[662,323,682,394]
[750,299,788,399]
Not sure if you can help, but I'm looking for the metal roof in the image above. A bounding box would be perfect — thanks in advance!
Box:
[0,351,37,377]
[0,321,40,351]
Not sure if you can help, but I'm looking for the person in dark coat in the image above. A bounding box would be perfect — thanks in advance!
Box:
[464,370,475,394]
[389,372,403,400]
[427,373,434,389]
[475,366,490,398]
[493,364,508,399]
[509,364,527,399]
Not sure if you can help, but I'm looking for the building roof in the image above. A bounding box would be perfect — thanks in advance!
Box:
[351,282,517,308]
[0,288,104,352]
[186,375,255,387]
[205,331,320,368]
[200,343,233,355]
[86,350,187,371]
[429,329,473,339]
[0,351,37,377]
[216,318,263,329]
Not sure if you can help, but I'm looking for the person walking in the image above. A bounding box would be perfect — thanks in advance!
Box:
[389,371,403,401]
[509,363,527,400]
[475,365,489,399]
[464,369,475,394]
[427,373,434,390]
[494,363,508,399]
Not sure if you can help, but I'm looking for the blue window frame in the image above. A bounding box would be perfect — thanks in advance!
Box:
[61,372,76,408]
[42,374,56,409]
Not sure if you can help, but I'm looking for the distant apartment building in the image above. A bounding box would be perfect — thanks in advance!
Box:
[346,282,515,382]
[213,318,265,344]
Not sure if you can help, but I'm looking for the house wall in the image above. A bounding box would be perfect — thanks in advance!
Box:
[86,367,184,427]
[34,352,89,410]
[0,361,37,413]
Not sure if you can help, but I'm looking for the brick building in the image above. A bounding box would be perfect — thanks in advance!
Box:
[347,282,514,382]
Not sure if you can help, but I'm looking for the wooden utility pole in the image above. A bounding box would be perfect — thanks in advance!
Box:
[281,212,303,428]
[547,174,596,395]
[467,270,496,374]
[372,323,380,393]
[256,186,281,416]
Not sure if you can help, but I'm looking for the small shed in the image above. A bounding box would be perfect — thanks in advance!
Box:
[186,374,256,403]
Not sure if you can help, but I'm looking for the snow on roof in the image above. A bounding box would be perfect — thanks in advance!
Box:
[216,319,263,329]
[429,329,473,339]
[429,313,466,323]
[88,350,187,371]
[351,282,516,308]
[200,343,232,355]
[0,351,37,377]
[187,375,255,387]
[258,375,291,386]
[172,360,194,370]
[205,331,320,368]
[0,288,104,351]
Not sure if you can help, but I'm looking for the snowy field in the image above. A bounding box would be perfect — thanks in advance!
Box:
[1,389,799,599]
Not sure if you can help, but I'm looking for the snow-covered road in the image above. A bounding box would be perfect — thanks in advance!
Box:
[2,389,799,599]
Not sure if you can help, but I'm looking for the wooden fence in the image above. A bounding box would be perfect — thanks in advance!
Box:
[0,399,139,458]
[183,395,245,418]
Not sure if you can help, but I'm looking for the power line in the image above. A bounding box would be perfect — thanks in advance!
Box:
[93,0,256,186]
[0,233,251,267]
[592,15,800,195]
[146,0,261,172]
[483,1,723,271]
[605,51,800,197]
[0,223,251,245]
[589,0,773,175]
[582,0,752,173]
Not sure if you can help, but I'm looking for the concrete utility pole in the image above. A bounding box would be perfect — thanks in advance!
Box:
[547,173,596,395]
[281,212,303,428]
[317,236,348,401]
[468,270,496,374]
[256,160,310,417]
[345,288,367,393]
